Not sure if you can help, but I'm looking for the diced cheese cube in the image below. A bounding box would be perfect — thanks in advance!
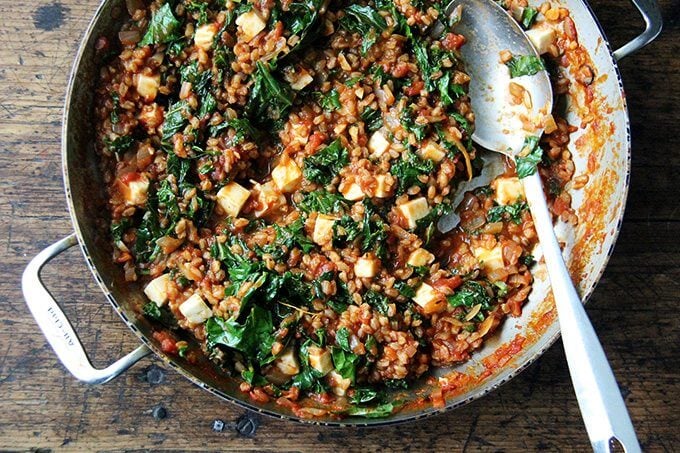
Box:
[144,274,172,307]
[418,141,446,162]
[284,68,314,91]
[340,182,365,201]
[216,182,250,218]
[473,244,505,273]
[194,23,218,50]
[253,181,286,218]
[327,370,352,396]
[271,156,303,193]
[355,256,379,278]
[397,197,430,229]
[368,129,390,157]
[313,214,337,245]
[308,346,333,376]
[266,347,300,385]
[374,174,391,198]
[407,248,435,267]
[526,27,556,55]
[275,347,300,375]
[118,173,149,206]
[235,10,267,42]
[412,283,447,314]
[492,176,525,206]
[179,293,212,324]
[135,73,160,101]
[510,5,525,21]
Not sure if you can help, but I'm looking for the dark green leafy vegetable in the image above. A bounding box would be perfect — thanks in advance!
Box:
[361,107,383,132]
[292,340,329,392]
[400,106,428,141]
[390,151,434,194]
[186,0,210,25]
[340,4,387,55]
[331,347,359,382]
[317,89,341,111]
[486,201,528,224]
[436,72,465,106]
[447,281,493,310]
[416,202,452,244]
[139,3,182,46]
[384,378,409,389]
[450,112,472,136]
[350,387,381,404]
[162,100,191,141]
[515,136,542,178]
[303,139,349,185]
[333,215,362,247]
[143,302,161,319]
[205,305,275,365]
[297,190,348,214]
[110,91,121,124]
[247,60,294,125]
[363,290,390,316]
[521,7,538,29]
[110,218,132,242]
[394,281,416,298]
[360,200,388,258]
[104,135,134,155]
[345,76,362,86]
[272,218,315,254]
[143,301,178,328]
[521,254,536,267]
[505,55,545,78]
[335,326,352,351]
[282,0,326,51]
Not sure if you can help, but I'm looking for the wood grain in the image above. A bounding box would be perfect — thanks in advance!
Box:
[0,0,678,451]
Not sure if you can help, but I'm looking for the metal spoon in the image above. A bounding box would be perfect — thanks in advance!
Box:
[439,1,640,451]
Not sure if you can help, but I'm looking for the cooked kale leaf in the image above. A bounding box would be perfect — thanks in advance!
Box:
[515,136,542,178]
[139,3,182,46]
[303,139,349,185]
[390,151,434,194]
[506,55,546,78]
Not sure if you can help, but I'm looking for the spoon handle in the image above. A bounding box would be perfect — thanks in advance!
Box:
[522,172,641,453]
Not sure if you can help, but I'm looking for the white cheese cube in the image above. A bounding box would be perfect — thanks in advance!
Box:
[374,174,391,198]
[253,181,286,218]
[117,173,149,206]
[194,23,218,50]
[526,27,556,55]
[179,293,212,324]
[473,244,505,273]
[355,256,379,278]
[340,182,365,201]
[418,141,446,162]
[235,10,267,42]
[313,214,337,245]
[407,248,435,267]
[368,129,390,157]
[144,274,172,307]
[135,73,160,101]
[327,370,352,396]
[492,176,525,206]
[275,347,300,375]
[510,5,525,21]
[284,68,314,91]
[271,156,303,193]
[412,283,446,314]
[308,346,333,376]
[216,182,250,218]
[397,197,430,229]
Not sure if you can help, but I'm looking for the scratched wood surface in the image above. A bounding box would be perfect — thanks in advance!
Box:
[0,0,678,450]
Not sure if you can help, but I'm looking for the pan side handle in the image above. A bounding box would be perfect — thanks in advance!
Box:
[22,234,151,384]
[613,0,662,61]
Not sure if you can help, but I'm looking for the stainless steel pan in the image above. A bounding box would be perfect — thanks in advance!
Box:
[22,0,662,425]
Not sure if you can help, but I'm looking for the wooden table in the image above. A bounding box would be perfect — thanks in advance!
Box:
[1,0,678,450]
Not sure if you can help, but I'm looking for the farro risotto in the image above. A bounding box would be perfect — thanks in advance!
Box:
[95,0,576,418]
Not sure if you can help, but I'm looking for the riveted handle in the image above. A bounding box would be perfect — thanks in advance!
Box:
[613,0,662,61]
[22,234,151,384]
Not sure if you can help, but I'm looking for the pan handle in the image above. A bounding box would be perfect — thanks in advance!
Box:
[21,234,151,384]
[613,0,662,61]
